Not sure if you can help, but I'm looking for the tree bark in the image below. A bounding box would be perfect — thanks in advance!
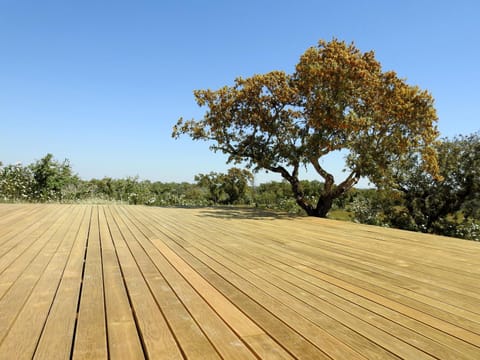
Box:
[314,194,335,217]
[267,163,359,218]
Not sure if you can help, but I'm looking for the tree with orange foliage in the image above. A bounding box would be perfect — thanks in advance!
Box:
[173,39,439,217]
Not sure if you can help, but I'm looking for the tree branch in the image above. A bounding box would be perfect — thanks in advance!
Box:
[334,170,360,197]
[265,164,292,180]
[310,157,335,192]
[292,163,299,179]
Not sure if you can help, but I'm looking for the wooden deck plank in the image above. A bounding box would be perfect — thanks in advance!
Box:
[258,224,480,314]
[244,241,480,359]
[72,206,108,359]
[224,215,480,296]
[0,204,45,240]
[284,217,480,278]
[0,205,65,274]
[127,207,337,360]
[208,217,478,343]
[248,218,480,293]
[104,206,184,359]
[206,219,478,322]
[111,206,258,359]
[190,213,480,335]
[139,207,480,358]
[0,204,479,360]
[0,206,75,344]
[99,207,145,360]
[286,243,480,324]
[256,236,480,340]
[252,257,466,360]
[126,206,296,360]
[0,208,68,294]
[136,208,372,360]
[309,238,480,304]
[0,206,84,358]
[165,245,331,360]
[168,234,395,360]
[34,206,91,360]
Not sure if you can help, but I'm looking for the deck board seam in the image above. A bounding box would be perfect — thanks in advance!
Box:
[32,206,88,358]
[132,207,348,360]
[102,206,148,360]
[106,206,185,359]
[69,206,93,359]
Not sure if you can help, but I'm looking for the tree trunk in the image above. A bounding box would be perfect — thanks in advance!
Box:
[313,194,334,217]
[292,189,335,218]
[285,175,316,216]
[274,164,345,218]
[295,196,315,216]
[295,195,334,217]
[286,175,336,218]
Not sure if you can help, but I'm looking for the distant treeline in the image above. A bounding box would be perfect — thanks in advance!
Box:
[0,154,342,209]
[1,147,479,241]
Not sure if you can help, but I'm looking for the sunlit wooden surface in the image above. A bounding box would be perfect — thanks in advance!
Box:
[0,204,479,359]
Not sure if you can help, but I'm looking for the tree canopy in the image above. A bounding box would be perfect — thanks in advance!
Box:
[388,133,480,233]
[173,39,440,217]
[195,167,253,204]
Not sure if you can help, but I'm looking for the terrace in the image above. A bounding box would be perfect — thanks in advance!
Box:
[0,204,479,359]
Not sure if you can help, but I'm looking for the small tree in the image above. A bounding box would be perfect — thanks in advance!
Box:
[195,172,226,204]
[222,168,254,204]
[195,168,253,205]
[29,154,77,202]
[174,39,439,217]
[387,133,480,234]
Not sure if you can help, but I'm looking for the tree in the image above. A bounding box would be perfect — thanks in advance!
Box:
[173,39,440,217]
[195,172,226,204]
[29,154,77,201]
[195,168,253,204]
[387,133,480,233]
[222,168,254,204]
[0,162,34,202]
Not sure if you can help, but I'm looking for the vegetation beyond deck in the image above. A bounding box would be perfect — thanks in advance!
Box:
[0,204,479,359]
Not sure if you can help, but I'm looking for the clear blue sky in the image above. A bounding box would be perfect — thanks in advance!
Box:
[1,0,479,185]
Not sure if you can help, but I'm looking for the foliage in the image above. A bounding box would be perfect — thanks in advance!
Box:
[453,220,480,241]
[0,154,79,202]
[0,157,253,207]
[195,168,253,205]
[149,181,209,206]
[0,162,34,202]
[253,180,331,214]
[348,197,385,226]
[2,147,477,242]
[387,133,480,234]
[253,181,298,213]
[29,154,79,202]
[348,134,480,240]
[174,39,439,217]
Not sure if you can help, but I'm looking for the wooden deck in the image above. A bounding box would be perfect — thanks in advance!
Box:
[0,204,479,359]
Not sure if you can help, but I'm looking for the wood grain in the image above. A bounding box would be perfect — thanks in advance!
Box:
[0,204,479,359]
